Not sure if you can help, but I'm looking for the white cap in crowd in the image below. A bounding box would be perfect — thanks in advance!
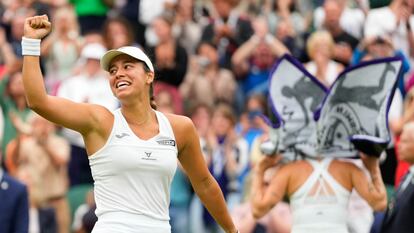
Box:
[81,43,107,60]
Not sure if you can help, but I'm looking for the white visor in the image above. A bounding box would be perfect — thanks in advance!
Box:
[100,46,154,72]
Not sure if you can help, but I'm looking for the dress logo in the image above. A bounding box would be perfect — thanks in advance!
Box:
[156,139,176,147]
[141,151,156,161]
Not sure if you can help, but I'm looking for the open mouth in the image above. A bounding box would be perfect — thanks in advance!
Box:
[116,81,131,89]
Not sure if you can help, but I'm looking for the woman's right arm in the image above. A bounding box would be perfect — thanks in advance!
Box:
[351,154,387,211]
[22,15,105,136]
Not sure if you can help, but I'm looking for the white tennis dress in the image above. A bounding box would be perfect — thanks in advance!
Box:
[290,158,351,233]
[89,109,178,233]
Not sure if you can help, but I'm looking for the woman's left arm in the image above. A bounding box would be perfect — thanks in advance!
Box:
[171,114,238,233]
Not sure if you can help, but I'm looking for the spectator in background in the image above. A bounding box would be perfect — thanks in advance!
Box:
[351,35,410,98]
[17,168,57,233]
[180,41,237,110]
[113,0,143,46]
[69,0,111,35]
[305,30,344,87]
[173,0,203,55]
[56,43,118,186]
[102,16,136,50]
[262,0,306,54]
[392,88,414,189]
[364,0,414,62]
[0,154,29,233]
[147,13,188,88]
[237,94,269,152]
[201,0,254,69]
[264,0,306,41]
[203,103,249,233]
[41,5,81,93]
[322,0,359,66]
[314,0,365,39]
[72,189,96,233]
[0,71,32,162]
[379,122,414,233]
[0,26,18,79]
[9,8,33,59]
[141,0,177,46]
[232,16,288,110]
[6,113,70,233]
[187,102,213,233]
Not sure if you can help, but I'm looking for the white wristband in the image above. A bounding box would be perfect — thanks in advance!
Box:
[21,37,41,56]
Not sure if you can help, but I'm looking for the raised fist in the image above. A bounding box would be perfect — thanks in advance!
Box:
[24,15,52,39]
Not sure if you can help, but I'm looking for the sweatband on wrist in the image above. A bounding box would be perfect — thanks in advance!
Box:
[21,37,41,56]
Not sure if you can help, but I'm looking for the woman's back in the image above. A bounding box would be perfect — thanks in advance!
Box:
[287,158,352,233]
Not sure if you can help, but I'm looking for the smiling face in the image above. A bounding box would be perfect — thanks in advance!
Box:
[107,54,154,103]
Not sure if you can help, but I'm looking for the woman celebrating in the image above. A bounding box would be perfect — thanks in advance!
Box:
[251,153,387,233]
[21,15,238,233]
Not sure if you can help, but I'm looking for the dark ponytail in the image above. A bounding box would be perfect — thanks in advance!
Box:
[142,61,157,110]
[149,83,157,110]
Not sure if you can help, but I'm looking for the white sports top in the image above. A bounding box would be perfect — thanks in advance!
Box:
[89,109,178,233]
[290,158,351,233]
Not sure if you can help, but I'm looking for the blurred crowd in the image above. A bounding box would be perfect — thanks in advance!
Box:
[1,0,414,233]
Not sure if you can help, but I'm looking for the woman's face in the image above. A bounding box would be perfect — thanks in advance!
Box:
[152,18,172,43]
[108,55,152,100]
[312,39,332,59]
[191,106,211,136]
[213,0,232,18]
[212,111,232,136]
[198,44,218,65]
[107,22,130,49]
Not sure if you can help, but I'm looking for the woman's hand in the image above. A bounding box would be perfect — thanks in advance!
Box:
[24,14,51,39]
[256,155,282,173]
[360,152,379,171]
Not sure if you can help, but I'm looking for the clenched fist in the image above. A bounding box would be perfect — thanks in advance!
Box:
[24,15,51,39]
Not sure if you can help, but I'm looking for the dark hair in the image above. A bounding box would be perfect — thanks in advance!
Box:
[140,61,157,110]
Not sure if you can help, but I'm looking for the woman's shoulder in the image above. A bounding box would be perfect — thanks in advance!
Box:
[280,159,312,172]
[330,158,360,171]
[163,112,194,133]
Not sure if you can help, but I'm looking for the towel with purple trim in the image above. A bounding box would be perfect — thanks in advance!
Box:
[266,54,403,159]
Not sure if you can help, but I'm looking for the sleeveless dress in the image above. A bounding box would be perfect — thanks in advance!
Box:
[89,109,178,233]
[290,158,351,233]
